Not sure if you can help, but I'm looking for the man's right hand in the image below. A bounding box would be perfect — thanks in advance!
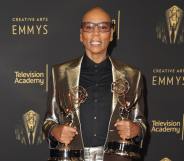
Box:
[51,125,78,145]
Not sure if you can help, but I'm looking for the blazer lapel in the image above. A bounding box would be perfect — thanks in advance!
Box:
[109,56,126,113]
[66,56,84,119]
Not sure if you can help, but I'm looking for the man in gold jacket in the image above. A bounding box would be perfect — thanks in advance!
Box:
[43,7,147,161]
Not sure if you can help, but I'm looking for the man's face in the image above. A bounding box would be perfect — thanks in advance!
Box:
[80,9,113,57]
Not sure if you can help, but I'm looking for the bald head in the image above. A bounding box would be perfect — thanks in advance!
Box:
[82,7,111,23]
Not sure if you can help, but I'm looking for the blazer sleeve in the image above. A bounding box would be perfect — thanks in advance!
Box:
[131,71,147,147]
[42,67,61,139]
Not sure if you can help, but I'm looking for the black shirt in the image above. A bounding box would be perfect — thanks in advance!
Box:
[79,55,112,147]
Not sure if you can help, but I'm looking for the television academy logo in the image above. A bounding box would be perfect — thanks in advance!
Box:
[151,114,184,141]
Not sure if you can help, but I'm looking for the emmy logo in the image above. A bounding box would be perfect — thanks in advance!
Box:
[160,157,172,161]
[23,110,39,144]
[166,5,183,44]
[156,5,184,44]
[15,110,45,145]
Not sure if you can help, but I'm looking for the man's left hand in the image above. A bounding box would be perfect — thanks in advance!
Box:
[114,119,141,140]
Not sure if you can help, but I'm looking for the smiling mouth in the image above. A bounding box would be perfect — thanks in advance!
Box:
[90,41,102,46]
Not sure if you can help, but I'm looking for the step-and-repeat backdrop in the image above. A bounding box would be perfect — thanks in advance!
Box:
[0,0,183,161]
